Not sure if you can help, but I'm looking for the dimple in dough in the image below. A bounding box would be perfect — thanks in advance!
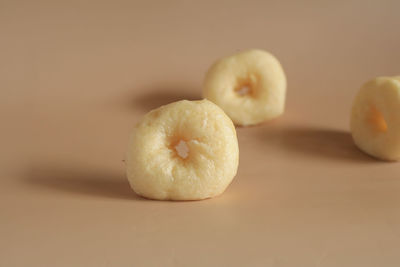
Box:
[126,99,239,200]
[351,76,400,161]
[203,49,287,126]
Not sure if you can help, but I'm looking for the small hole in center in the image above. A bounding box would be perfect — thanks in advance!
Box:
[174,140,189,159]
[367,105,388,133]
[236,85,251,96]
[235,75,258,97]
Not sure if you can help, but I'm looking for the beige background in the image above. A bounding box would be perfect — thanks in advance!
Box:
[1,0,400,266]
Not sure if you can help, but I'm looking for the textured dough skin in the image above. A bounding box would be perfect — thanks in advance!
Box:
[203,49,286,126]
[351,76,400,161]
[126,99,239,200]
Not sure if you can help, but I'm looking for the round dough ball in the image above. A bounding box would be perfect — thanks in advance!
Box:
[351,76,400,161]
[203,49,287,126]
[126,99,239,200]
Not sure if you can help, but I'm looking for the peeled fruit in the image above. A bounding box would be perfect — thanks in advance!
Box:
[351,76,400,161]
[203,49,287,126]
[126,99,239,200]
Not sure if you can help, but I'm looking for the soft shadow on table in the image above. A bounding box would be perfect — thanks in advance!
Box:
[24,165,143,201]
[256,125,379,163]
[127,86,201,112]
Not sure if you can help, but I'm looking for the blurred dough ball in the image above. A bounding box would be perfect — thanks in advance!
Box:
[203,49,286,126]
[351,76,400,161]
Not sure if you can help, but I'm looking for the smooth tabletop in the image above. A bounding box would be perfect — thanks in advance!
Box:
[1,0,400,266]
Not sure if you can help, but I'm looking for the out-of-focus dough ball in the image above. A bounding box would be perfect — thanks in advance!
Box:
[203,49,286,126]
[351,76,400,161]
